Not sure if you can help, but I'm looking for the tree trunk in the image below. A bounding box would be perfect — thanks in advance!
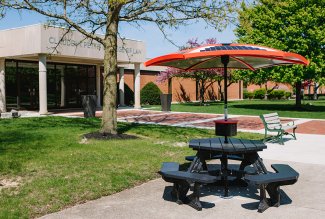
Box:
[100,17,119,135]
[168,78,172,94]
[195,79,199,101]
[264,84,268,100]
[217,80,222,100]
[200,80,205,105]
[295,81,302,108]
[313,83,318,100]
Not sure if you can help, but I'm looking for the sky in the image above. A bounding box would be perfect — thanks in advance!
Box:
[0,10,237,58]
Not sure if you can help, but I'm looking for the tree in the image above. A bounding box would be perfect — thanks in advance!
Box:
[1,0,238,134]
[235,69,272,89]
[235,0,324,107]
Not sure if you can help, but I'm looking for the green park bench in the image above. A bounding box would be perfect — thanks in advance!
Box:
[260,112,297,145]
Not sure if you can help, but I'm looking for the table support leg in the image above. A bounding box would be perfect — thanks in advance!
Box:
[188,152,210,173]
[221,154,228,197]
[239,153,268,174]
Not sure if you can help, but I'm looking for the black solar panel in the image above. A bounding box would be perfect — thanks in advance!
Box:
[200,45,266,52]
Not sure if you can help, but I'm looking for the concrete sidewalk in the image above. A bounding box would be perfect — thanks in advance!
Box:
[40,133,325,219]
[261,133,325,165]
[40,160,325,219]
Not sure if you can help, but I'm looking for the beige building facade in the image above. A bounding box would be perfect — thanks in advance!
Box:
[0,24,148,114]
[0,24,243,114]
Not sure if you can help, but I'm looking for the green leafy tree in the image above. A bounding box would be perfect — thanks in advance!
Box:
[235,0,324,107]
[235,69,273,89]
[0,0,239,134]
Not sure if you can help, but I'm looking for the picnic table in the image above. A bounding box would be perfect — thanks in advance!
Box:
[159,137,299,212]
[188,137,268,196]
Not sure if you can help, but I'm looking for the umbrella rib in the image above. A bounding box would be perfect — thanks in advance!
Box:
[230,56,255,71]
[184,56,219,71]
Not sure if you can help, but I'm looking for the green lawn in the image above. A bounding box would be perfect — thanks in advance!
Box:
[144,99,325,119]
[0,117,263,218]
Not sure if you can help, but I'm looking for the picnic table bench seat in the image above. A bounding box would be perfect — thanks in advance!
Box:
[245,164,299,213]
[186,154,244,173]
[185,154,243,162]
[260,112,297,145]
[159,162,217,211]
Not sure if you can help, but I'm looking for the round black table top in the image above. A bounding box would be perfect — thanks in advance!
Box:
[189,137,267,154]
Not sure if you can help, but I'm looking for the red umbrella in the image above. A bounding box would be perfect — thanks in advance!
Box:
[145,43,309,120]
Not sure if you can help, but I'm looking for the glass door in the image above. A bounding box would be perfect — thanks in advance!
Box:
[18,62,39,110]
[47,64,61,109]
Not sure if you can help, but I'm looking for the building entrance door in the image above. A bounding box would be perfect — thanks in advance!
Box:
[47,65,61,108]
[65,65,96,108]
[65,66,80,107]
[19,62,39,110]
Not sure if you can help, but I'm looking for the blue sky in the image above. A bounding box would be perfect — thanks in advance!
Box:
[0,10,237,58]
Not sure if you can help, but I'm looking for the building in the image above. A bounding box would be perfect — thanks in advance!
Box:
[0,24,243,114]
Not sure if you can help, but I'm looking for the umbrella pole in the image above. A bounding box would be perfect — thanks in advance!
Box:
[221,55,230,144]
[221,55,230,121]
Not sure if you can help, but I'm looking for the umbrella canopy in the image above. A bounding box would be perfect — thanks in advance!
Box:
[145,43,309,119]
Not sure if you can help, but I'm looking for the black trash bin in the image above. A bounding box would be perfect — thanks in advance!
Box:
[160,94,172,111]
[81,95,97,118]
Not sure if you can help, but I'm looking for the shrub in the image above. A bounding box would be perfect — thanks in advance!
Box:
[244,90,254,99]
[267,91,275,99]
[140,82,161,105]
[253,88,266,99]
[275,90,285,99]
[284,91,292,99]
[268,90,285,100]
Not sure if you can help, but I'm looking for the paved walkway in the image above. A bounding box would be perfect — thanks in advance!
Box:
[54,108,325,135]
[39,109,325,218]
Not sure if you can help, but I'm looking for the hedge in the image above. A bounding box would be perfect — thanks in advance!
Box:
[253,88,266,99]
[243,90,254,99]
[268,90,285,100]
[140,82,161,105]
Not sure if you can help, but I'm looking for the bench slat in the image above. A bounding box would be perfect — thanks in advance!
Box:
[245,164,299,184]
[185,154,243,162]
[281,125,297,130]
[264,118,280,122]
[160,162,179,173]
[161,171,217,184]
[245,173,298,184]
[262,113,279,118]
[271,164,299,176]
[267,124,281,129]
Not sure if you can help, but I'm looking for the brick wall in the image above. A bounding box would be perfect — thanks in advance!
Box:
[121,69,243,102]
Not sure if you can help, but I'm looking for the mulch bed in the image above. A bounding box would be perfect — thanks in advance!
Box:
[84,132,138,140]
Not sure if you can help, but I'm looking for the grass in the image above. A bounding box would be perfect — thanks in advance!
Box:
[144,99,325,119]
[0,116,263,218]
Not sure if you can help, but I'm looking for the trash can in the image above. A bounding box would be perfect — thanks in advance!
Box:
[160,94,172,111]
[81,95,97,118]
